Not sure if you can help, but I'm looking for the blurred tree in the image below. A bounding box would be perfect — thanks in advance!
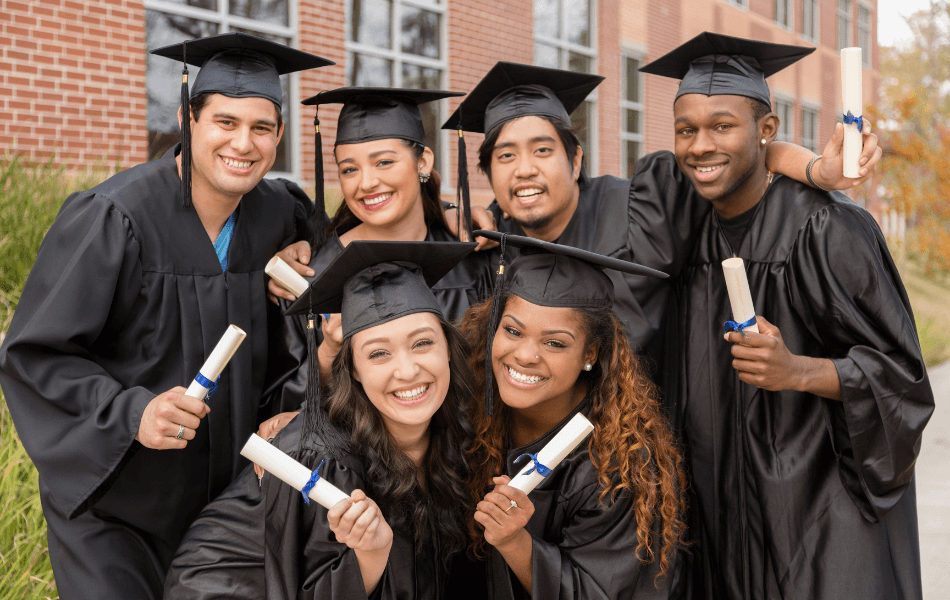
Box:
[870,0,950,276]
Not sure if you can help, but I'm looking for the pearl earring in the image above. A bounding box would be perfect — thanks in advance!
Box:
[584,363,592,371]
[761,138,767,145]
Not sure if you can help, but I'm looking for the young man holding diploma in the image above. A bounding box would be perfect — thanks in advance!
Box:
[642,32,934,599]
[0,34,329,600]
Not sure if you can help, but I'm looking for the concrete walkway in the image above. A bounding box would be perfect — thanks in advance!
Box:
[918,359,950,599]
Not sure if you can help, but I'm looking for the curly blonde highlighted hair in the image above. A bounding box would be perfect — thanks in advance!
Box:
[459,295,687,581]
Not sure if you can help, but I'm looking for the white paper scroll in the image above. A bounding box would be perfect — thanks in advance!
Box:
[265,256,310,298]
[509,413,594,496]
[241,434,350,510]
[184,325,247,400]
[840,47,863,179]
[722,258,760,334]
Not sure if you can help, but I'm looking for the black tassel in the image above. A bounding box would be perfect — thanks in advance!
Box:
[180,41,192,209]
[312,111,327,250]
[456,125,473,242]
[483,234,509,416]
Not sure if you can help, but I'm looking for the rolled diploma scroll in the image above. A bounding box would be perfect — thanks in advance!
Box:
[840,47,863,178]
[722,257,760,334]
[184,325,247,400]
[241,434,350,509]
[509,413,594,495]
[266,255,310,298]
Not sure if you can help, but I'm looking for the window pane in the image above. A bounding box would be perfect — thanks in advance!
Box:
[626,140,640,178]
[625,57,640,101]
[564,0,590,46]
[401,6,440,59]
[568,51,591,74]
[400,63,443,176]
[159,0,217,10]
[347,53,393,86]
[534,43,560,68]
[626,108,640,134]
[350,0,392,49]
[229,0,288,27]
[145,10,219,161]
[534,0,560,39]
[401,63,440,90]
[570,101,591,172]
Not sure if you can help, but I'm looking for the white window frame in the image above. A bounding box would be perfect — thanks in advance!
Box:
[621,48,645,179]
[533,0,598,176]
[144,0,301,181]
[773,92,795,143]
[800,100,820,152]
[858,2,872,67]
[838,0,853,50]
[774,0,792,29]
[344,0,449,191]
[801,0,819,42]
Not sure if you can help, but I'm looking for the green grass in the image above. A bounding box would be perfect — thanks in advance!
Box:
[900,259,950,367]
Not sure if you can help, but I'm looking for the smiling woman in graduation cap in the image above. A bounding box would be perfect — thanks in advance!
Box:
[456,232,686,600]
[165,240,478,599]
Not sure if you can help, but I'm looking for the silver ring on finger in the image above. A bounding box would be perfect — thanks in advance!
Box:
[175,424,185,440]
[504,499,518,513]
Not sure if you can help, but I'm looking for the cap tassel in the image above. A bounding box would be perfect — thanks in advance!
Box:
[456,120,473,242]
[483,234,509,416]
[312,111,328,250]
[180,41,192,209]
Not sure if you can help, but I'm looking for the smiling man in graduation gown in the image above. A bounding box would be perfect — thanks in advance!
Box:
[641,32,934,599]
[0,33,331,599]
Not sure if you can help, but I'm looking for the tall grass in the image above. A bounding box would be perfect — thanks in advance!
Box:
[1,151,110,600]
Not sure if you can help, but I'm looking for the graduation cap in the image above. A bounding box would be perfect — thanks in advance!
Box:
[150,32,334,207]
[300,88,464,249]
[639,31,814,109]
[285,240,476,455]
[440,62,604,246]
[474,230,667,415]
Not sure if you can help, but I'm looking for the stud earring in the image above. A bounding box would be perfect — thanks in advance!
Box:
[761,138,767,145]
[584,363,592,371]
[419,172,431,183]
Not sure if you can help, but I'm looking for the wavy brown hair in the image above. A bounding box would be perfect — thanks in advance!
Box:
[459,295,687,580]
[324,316,475,563]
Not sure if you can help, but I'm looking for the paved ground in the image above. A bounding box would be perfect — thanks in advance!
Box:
[918,359,950,599]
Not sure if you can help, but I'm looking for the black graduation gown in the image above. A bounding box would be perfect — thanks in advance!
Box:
[265,226,493,413]
[164,415,445,600]
[0,146,313,599]
[489,152,706,354]
[482,400,671,600]
[659,177,934,599]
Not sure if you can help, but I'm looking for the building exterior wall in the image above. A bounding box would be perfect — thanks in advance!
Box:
[2,0,880,212]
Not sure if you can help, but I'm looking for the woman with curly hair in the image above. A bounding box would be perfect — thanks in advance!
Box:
[457,232,687,600]
[165,241,477,599]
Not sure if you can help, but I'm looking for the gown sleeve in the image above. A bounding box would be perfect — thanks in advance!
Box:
[785,201,934,522]
[0,192,150,519]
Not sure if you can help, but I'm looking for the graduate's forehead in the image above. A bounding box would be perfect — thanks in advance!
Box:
[198,93,281,124]
[494,115,563,149]
[502,295,585,335]
[351,311,443,348]
[673,93,755,125]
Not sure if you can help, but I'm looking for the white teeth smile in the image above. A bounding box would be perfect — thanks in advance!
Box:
[507,366,544,384]
[362,192,393,206]
[696,165,722,173]
[223,157,252,169]
[515,188,543,198]
[393,384,428,400]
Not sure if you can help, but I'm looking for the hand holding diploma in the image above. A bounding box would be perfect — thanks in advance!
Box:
[812,120,881,190]
[267,240,315,304]
[136,386,210,450]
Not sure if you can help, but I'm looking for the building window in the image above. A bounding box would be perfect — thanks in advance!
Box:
[144,0,297,174]
[838,0,853,49]
[724,0,748,8]
[346,0,447,177]
[774,97,794,142]
[802,0,819,41]
[858,4,871,66]
[621,54,644,178]
[801,105,818,152]
[534,0,597,174]
[775,0,791,28]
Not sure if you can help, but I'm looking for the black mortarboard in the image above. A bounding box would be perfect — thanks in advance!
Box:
[287,240,475,456]
[474,230,667,415]
[300,88,464,249]
[150,33,333,207]
[639,32,814,109]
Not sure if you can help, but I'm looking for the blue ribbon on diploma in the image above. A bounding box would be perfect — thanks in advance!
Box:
[515,452,551,477]
[723,316,758,335]
[300,458,329,505]
[843,111,863,132]
[194,372,219,400]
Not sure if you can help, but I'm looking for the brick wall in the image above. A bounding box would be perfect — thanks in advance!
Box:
[2,0,148,170]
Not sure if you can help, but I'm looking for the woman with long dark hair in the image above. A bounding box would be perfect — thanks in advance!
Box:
[165,241,477,598]
[457,232,687,599]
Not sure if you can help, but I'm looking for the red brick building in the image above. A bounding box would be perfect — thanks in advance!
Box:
[1,0,880,212]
